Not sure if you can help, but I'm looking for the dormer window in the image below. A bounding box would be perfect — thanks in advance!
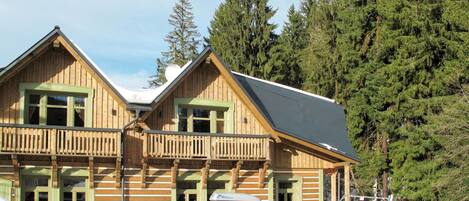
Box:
[177,107,226,133]
[174,98,234,133]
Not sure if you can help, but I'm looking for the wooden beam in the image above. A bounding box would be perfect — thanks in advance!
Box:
[141,158,148,188]
[51,156,58,188]
[333,162,351,167]
[11,155,19,188]
[201,160,211,189]
[331,170,337,201]
[344,164,351,201]
[171,159,180,188]
[88,157,94,189]
[115,158,122,188]
[231,161,243,189]
[258,161,270,188]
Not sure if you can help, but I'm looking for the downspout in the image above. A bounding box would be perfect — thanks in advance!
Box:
[120,109,141,201]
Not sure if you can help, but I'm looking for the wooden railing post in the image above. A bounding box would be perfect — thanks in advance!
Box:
[143,132,148,158]
[207,135,212,159]
[117,131,122,157]
[50,129,57,155]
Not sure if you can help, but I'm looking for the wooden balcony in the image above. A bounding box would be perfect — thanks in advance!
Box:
[0,124,121,157]
[143,130,271,161]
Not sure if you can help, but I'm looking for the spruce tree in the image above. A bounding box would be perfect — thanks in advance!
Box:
[300,0,469,199]
[266,5,307,88]
[149,0,201,87]
[301,0,341,100]
[207,0,276,79]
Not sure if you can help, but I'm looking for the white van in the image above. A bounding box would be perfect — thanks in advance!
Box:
[209,192,260,201]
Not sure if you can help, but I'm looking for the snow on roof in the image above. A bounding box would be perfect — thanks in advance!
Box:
[231,71,335,103]
[70,33,193,105]
[116,61,192,104]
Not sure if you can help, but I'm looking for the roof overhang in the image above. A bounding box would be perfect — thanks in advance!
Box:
[0,26,130,108]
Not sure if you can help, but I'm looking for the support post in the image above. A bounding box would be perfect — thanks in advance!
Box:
[51,156,58,188]
[201,160,211,189]
[258,161,270,188]
[115,158,122,188]
[171,159,180,188]
[89,157,94,189]
[141,158,147,188]
[331,170,337,201]
[11,155,20,187]
[231,161,243,189]
[344,164,351,201]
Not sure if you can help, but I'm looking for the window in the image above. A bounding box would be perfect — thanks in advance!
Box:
[23,176,50,201]
[25,93,87,127]
[178,106,227,133]
[62,177,87,201]
[207,181,228,199]
[177,181,198,201]
[277,182,295,201]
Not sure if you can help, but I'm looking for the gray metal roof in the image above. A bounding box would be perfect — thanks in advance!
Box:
[233,73,358,160]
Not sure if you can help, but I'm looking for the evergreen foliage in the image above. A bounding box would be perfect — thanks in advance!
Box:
[207,0,277,79]
[266,5,307,88]
[149,0,200,87]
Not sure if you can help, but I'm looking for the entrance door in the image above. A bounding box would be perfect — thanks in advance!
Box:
[278,182,294,201]
[23,176,50,201]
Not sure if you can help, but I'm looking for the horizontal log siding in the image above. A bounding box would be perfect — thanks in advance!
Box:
[145,63,268,135]
[0,46,132,129]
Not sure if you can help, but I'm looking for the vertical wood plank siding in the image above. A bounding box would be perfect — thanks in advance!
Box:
[145,63,268,135]
[0,47,132,128]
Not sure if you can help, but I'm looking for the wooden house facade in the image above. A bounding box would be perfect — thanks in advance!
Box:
[0,27,358,201]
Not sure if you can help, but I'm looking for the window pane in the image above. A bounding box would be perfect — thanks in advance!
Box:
[24,176,49,187]
[39,192,48,201]
[28,106,39,125]
[193,108,209,118]
[177,194,185,201]
[216,111,225,119]
[74,109,85,127]
[208,181,226,189]
[178,108,187,117]
[279,182,293,189]
[287,193,293,201]
[29,94,41,104]
[74,97,86,107]
[216,121,224,133]
[193,120,210,132]
[189,194,197,201]
[47,95,67,106]
[25,192,34,201]
[63,192,73,201]
[63,177,86,188]
[76,192,86,201]
[178,119,187,132]
[47,108,67,126]
[177,181,197,189]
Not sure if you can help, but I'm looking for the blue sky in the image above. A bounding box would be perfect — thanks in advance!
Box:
[0,0,300,89]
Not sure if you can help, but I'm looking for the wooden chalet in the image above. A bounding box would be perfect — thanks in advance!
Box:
[0,27,358,201]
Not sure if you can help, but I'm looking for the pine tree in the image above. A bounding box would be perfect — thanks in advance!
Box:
[266,5,307,88]
[149,0,201,87]
[207,0,276,79]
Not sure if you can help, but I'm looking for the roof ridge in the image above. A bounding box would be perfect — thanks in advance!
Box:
[231,71,336,103]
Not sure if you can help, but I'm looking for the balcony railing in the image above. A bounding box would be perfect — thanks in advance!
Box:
[143,130,270,161]
[0,124,121,157]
